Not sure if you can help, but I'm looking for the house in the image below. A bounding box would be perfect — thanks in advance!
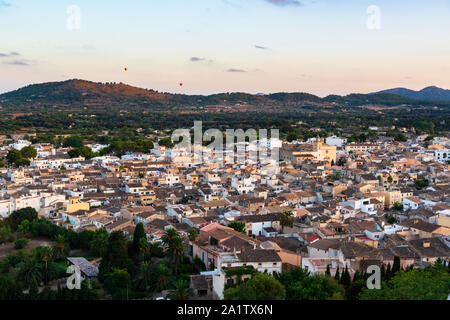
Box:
[67,257,99,281]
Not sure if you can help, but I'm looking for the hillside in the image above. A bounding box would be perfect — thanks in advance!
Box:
[0,79,449,111]
[375,86,450,102]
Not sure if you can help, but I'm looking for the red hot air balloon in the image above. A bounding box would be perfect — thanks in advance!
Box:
[179,83,183,86]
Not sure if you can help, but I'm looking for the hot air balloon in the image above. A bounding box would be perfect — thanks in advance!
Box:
[124,67,128,71]
[179,82,183,86]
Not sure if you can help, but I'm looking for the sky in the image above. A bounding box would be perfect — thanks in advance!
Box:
[1,0,450,96]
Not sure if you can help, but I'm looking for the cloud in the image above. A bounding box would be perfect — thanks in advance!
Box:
[0,1,11,7]
[264,0,303,6]
[0,52,20,58]
[190,57,213,63]
[2,60,30,66]
[226,68,246,73]
[255,45,268,50]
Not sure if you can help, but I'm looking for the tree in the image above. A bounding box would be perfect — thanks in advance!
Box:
[90,228,109,257]
[99,231,129,281]
[393,202,403,211]
[18,258,43,288]
[325,264,331,277]
[280,211,294,233]
[20,146,37,159]
[414,179,429,190]
[360,264,450,300]
[132,223,146,258]
[108,268,131,300]
[340,265,351,288]
[392,256,401,275]
[39,246,54,284]
[14,238,29,249]
[28,278,39,300]
[188,228,198,242]
[63,136,83,148]
[136,261,153,291]
[228,221,246,234]
[167,279,193,300]
[224,273,286,300]
[162,228,180,267]
[8,207,38,229]
[158,137,174,148]
[275,267,342,300]
[6,149,22,165]
[52,235,69,261]
[150,263,172,293]
[334,266,340,281]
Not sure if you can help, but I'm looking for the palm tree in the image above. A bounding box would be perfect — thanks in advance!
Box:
[167,279,193,300]
[53,235,69,261]
[171,236,186,275]
[40,246,53,284]
[280,211,294,233]
[151,264,171,293]
[137,261,153,291]
[162,228,179,265]
[18,258,43,288]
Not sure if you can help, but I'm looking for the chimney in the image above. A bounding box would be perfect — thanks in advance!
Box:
[423,241,431,248]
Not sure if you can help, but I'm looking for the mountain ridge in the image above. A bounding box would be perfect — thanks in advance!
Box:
[1,79,449,110]
[374,86,450,102]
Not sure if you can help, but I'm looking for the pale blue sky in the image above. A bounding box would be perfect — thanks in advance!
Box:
[1,0,450,96]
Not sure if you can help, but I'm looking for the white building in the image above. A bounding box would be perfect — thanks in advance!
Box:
[325,136,347,148]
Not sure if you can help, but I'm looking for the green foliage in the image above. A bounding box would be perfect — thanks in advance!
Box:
[7,207,38,229]
[276,267,343,300]
[280,211,294,232]
[359,263,450,300]
[107,268,132,300]
[158,137,174,148]
[224,272,286,300]
[188,228,198,242]
[167,279,193,300]
[393,202,403,211]
[20,146,37,159]
[63,136,83,148]
[68,146,98,159]
[99,231,130,281]
[14,238,29,250]
[89,228,109,257]
[413,179,429,190]
[228,221,246,234]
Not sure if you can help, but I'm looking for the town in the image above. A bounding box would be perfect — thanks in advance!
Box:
[0,126,449,300]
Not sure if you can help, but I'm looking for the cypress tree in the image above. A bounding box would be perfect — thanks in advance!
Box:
[392,256,401,274]
[334,266,340,281]
[325,264,331,277]
[380,264,386,281]
[132,223,146,254]
[386,263,392,280]
[340,265,351,288]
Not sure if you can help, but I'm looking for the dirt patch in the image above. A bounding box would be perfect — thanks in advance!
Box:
[0,237,55,259]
